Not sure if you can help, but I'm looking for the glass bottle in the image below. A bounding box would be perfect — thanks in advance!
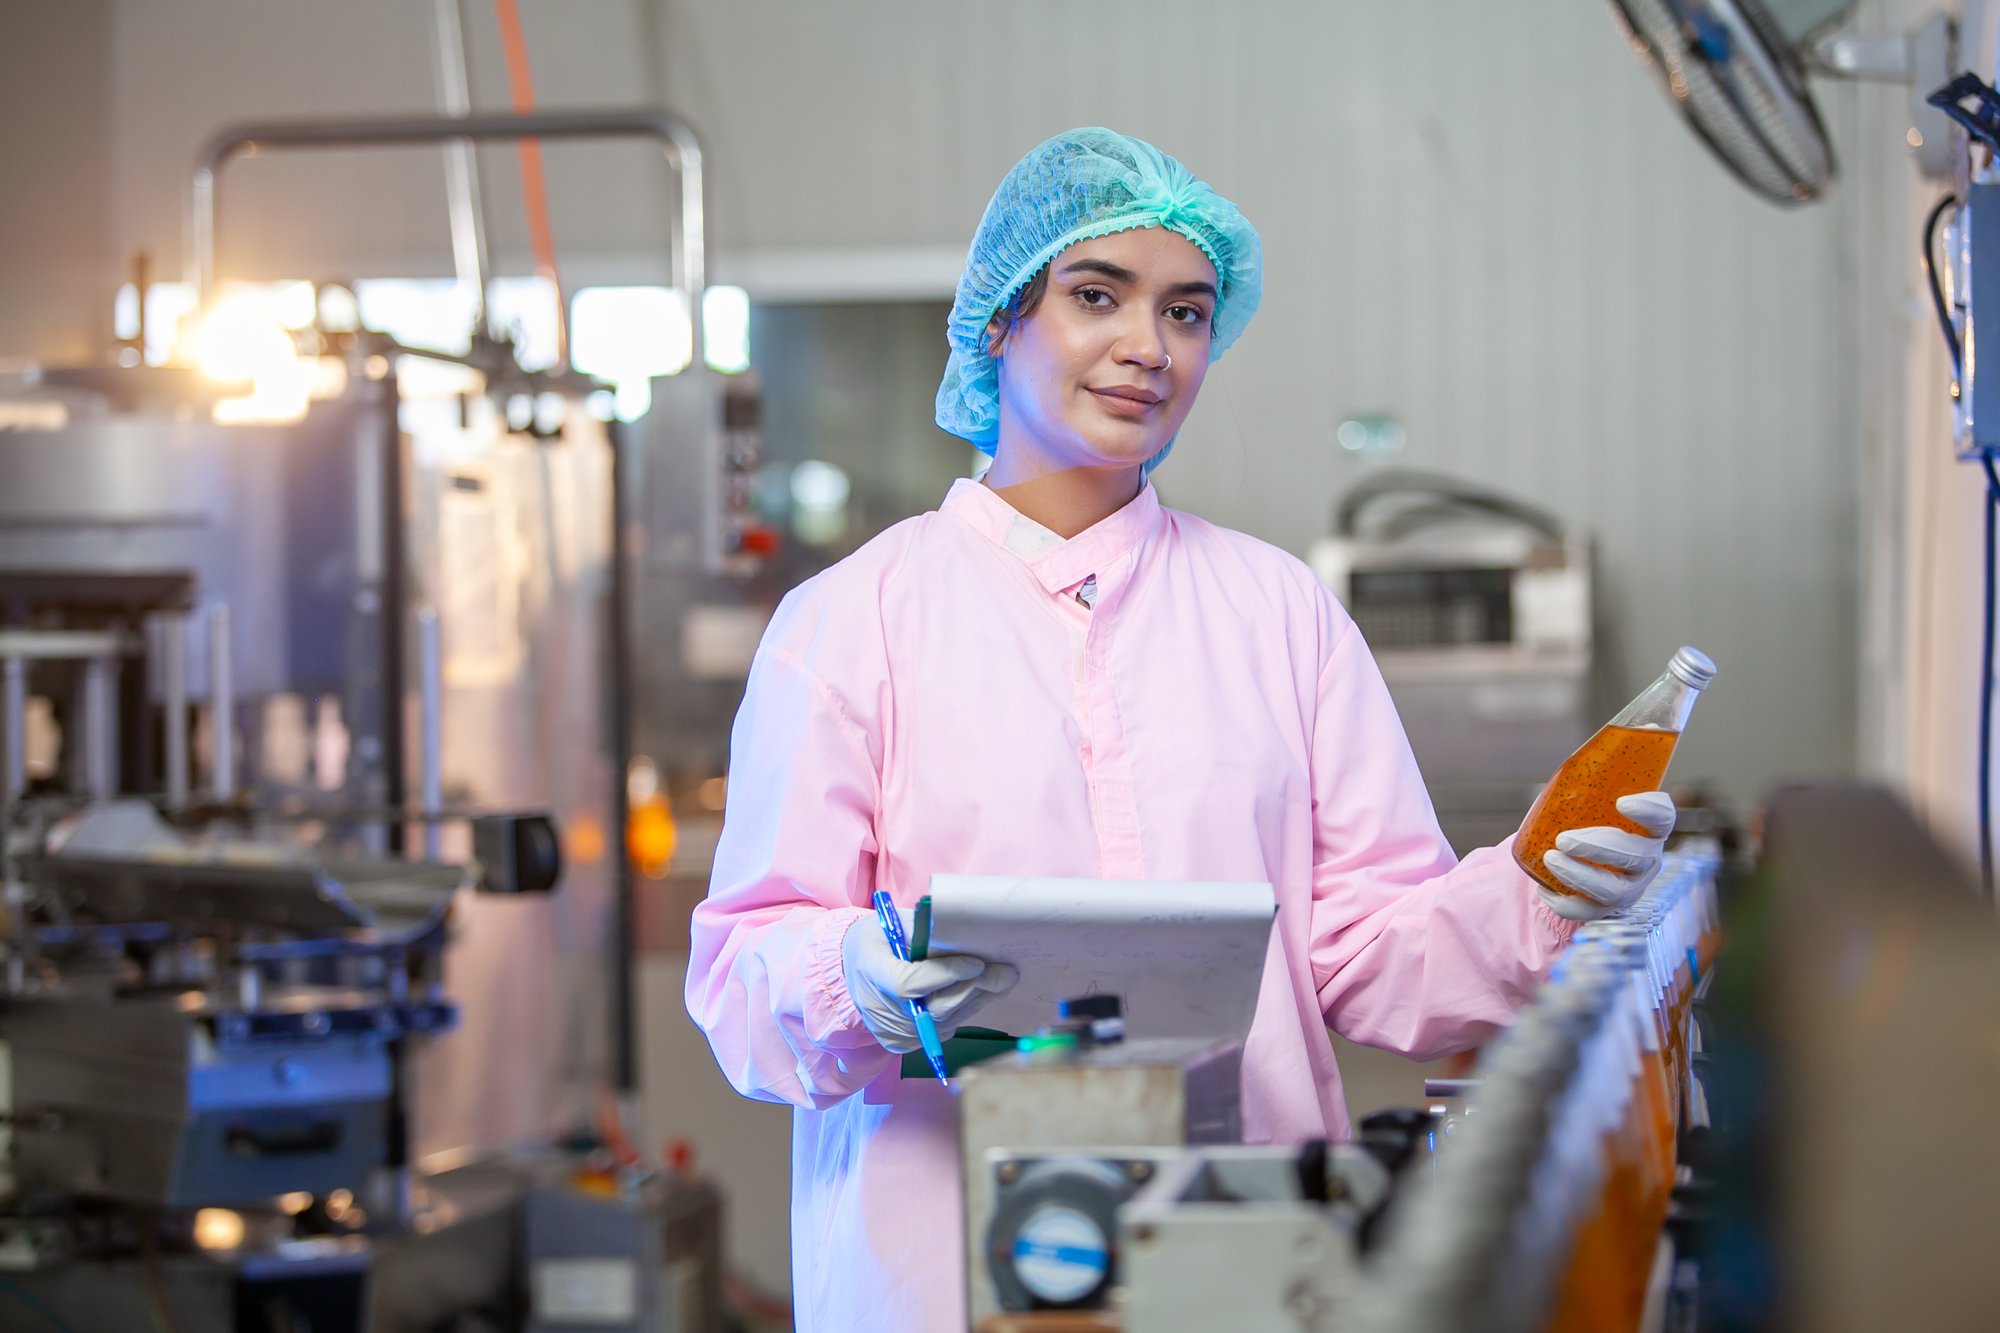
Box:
[1515,647,1717,898]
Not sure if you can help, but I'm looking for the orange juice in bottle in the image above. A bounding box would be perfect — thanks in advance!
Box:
[1516,646,1716,898]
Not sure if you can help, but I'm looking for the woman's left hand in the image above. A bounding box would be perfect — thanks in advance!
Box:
[1536,791,1677,923]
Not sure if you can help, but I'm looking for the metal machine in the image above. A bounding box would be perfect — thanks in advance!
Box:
[959,852,1722,1333]
[958,1027,1242,1324]
[1116,1144,1390,1332]
[1309,470,1597,855]
[0,102,732,1332]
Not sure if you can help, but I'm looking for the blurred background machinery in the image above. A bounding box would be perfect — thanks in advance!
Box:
[1311,470,1597,855]
[0,97,731,1333]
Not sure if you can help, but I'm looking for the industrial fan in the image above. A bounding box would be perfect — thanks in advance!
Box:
[1607,0,1955,205]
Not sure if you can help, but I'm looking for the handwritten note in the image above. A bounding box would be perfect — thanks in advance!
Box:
[917,876,1277,1041]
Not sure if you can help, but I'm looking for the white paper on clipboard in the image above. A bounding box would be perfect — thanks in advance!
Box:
[917,875,1277,1041]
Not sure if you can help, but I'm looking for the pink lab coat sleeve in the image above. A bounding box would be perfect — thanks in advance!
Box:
[684,586,898,1109]
[1307,615,1575,1061]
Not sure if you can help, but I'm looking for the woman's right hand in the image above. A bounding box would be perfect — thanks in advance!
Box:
[839,920,1019,1054]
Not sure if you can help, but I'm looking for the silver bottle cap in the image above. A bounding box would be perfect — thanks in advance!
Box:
[1668,646,1716,690]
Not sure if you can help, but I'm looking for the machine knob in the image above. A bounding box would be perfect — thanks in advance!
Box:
[471,813,563,894]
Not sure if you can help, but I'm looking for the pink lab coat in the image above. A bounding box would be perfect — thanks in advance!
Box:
[685,479,1574,1331]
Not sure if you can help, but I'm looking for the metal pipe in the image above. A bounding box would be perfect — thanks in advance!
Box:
[208,604,235,800]
[376,381,410,859]
[1423,1078,1482,1100]
[2,653,24,997]
[3,658,24,803]
[160,614,189,808]
[609,419,637,1093]
[428,0,495,339]
[188,106,707,360]
[80,657,118,801]
[416,607,443,860]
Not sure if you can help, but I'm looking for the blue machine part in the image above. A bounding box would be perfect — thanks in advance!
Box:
[1011,1204,1111,1304]
[1930,75,2000,460]
[1958,182,2000,461]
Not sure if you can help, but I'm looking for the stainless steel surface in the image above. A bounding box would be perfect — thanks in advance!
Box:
[367,1151,725,1333]
[30,829,462,939]
[0,416,291,702]
[402,410,620,1157]
[641,371,728,577]
[1423,1078,1480,1099]
[4,995,392,1207]
[0,384,618,1163]
[3,655,24,802]
[1120,1145,1384,1333]
[79,656,116,800]
[157,612,190,808]
[0,391,402,803]
[341,378,398,852]
[370,1158,522,1331]
[427,0,494,342]
[207,601,233,798]
[417,605,442,860]
[958,1037,1242,1326]
[187,107,706,354]
[525,1170,725,1332]
[0,1249,357,1331]
[0,365,626,1322]
[0,629,135,658]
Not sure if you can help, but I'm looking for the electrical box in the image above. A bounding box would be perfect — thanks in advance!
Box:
[1957,180,2000,460]
[639,369,767,576]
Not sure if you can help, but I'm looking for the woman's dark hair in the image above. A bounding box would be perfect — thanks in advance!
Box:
[985,265,1050,355]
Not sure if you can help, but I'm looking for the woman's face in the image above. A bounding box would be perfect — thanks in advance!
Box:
[989,226,1218,475]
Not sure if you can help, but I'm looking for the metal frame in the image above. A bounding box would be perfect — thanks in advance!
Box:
[185,106,708,368]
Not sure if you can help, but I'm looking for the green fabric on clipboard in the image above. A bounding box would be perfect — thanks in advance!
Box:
[898,895,1016,1077]
[900,1027,1017,1079]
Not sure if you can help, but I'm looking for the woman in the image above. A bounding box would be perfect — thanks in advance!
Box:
[686,128,1671,1332]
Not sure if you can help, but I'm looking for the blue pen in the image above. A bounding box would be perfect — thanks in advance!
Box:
[873,889,950,1083]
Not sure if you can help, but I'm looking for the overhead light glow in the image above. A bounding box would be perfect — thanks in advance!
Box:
[571,286,692,382]
[193,1208,246,1252]
[199,290,310,424]
[790,459,851,512]
[489,275,561,370]
[353,279,479,356]
[703,286,751,374]
[195,293,292,385]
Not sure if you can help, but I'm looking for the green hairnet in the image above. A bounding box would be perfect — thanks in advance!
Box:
[935,128,1264,474]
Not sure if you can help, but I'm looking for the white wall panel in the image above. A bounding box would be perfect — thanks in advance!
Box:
[0,0,116,361]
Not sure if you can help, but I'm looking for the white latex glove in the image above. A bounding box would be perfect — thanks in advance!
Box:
[840,918,1020,1054]
[1535,791,1678,923]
